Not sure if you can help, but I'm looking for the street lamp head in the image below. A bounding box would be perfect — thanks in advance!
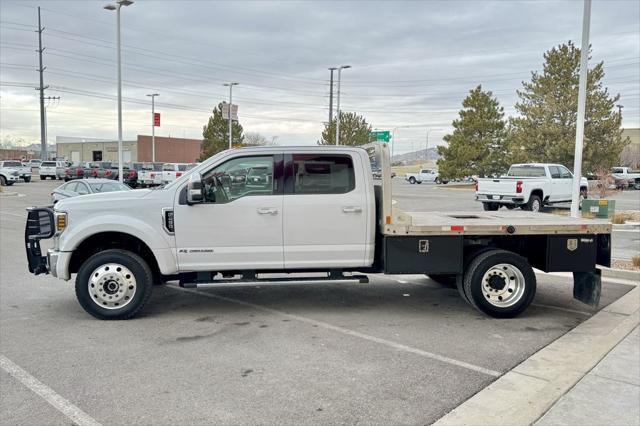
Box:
[328,67,337,71]
[223,82,239,87]
[117,0,134,6]
[146,93,159,97]
[341,65,352,70]
[103,4,116,10]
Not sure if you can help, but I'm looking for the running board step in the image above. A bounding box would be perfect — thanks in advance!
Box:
[178,273,369,288]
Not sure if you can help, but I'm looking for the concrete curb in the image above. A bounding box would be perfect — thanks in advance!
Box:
[599,266,640,282]
[434,282,639,426]
[612,223,640,230]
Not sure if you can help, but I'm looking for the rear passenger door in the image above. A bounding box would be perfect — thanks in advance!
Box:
[282,153,368,268]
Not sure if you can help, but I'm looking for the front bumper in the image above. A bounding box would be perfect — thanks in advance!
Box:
[476,194,525,204]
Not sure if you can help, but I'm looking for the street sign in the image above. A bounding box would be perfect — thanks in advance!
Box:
[371,130,391,142]
[221,102,239,121]
[153,112,160,127]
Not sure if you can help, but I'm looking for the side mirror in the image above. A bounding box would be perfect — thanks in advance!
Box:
[187,173,204,204]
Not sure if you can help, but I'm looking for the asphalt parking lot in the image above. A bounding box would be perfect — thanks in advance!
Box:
[0,178,637,425]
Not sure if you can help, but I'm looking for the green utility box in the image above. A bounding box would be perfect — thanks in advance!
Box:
[582,199,616,219]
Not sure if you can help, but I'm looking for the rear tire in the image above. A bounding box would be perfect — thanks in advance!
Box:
[409,177,416,184]
[482,202,500,211]
[523,195,542,212]
[463,249,536,318]
[0,176,6,186]
[23,177,31,183]
[75,249,154,320]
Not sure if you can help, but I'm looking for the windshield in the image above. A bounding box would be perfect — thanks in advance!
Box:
[42,162,56,166]
[4,161,22,167]
[507,166,546,177]
[89,182,130,193]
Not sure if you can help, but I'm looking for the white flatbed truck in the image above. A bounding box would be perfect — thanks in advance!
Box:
[25,143,612,320]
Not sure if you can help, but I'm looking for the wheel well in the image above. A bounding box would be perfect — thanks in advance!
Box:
[531,189,544,200]
[69,232,161,281]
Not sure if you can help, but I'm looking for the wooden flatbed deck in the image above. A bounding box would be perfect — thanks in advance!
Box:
[385,209,612,236]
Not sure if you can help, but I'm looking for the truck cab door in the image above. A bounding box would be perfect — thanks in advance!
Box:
[282,153,371,268]
[558,166,575,201]
[173,154,284,271]
[548,166,563,201]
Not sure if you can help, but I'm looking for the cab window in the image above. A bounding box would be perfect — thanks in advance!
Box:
[549,166,562,179]
[558,166,573,178]
[292,154,355,194]
[202,155,274,204]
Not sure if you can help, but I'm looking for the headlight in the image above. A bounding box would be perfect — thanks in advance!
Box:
[55,212,67,233]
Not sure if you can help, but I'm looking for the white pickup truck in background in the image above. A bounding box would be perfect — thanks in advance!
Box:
[476,163,588,212]
[405,168,447,184]
[611,167,640,189]
[161,163,192,185]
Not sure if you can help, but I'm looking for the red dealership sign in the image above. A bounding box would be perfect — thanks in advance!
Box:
[154,112,161,127]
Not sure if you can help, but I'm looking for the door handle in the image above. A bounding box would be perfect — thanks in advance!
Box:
[342,206,362,213]
[257,207,278,215]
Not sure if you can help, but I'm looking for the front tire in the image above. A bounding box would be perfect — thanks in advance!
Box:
[24,177,31,183]
[463,249,536,318]
[409,177,416,184]
[0,176,6,186]
[75,249,154,320]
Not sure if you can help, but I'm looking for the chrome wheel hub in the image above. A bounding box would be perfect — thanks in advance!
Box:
[482,263,525,308]
[88,263,137,309]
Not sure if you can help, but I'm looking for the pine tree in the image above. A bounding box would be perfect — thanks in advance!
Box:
[200,103,244,160]
[437,85,508,179]
[509,41,628,171]
[318,112,375,146]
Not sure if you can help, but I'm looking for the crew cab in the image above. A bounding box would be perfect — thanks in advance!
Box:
[611,167,640,189]
[25,143,611,321]
[161,163,190,185]
[405,168,446,184]
[138,162,164,187]
[476,163,589,212]
[0,160,31,182]
[39,161,66,180]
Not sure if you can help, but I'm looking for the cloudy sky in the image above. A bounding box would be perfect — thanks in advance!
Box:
[1,0,638,154]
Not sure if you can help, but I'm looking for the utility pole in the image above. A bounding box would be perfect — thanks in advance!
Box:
[617,104,623,119]
[36,7,48,160]
[335,65,351,145]
[328,67,336,125]
[147,93,159,161]
[570,0,591,218]
[223,82,239,150]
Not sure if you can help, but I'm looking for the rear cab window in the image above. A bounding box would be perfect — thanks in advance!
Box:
[507,166,546,177]
[291,154,355,194]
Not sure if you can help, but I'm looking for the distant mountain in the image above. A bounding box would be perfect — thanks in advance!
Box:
[392,147,440,163]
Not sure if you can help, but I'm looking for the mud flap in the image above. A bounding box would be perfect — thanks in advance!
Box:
[573,269,601,307]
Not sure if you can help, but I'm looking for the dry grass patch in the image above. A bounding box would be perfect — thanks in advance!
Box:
[612,211,640,224]
[633,256,640,268]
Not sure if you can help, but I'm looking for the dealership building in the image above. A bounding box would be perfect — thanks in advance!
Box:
[56,135,203,164]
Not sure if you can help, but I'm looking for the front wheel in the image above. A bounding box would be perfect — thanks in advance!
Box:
[75,249,154,320]
[0,176,6,186]
[408,177,416,184]
[23,177,31,183]
[463,249,536,318]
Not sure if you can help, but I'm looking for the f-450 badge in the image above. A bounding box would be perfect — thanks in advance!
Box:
[418,240,430,253]
[567,238,578,251]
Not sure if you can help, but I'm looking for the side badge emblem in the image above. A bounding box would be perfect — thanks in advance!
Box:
[567,238,578,252]
[419,240,430,253]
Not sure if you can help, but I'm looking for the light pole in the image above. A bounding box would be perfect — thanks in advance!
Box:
[425,128,443,161]
[328,67,337,125]
[104,0,133,183]
[570,0,591,218]
[335,65,351,145]
[223,82,239,150]
[146,93,159,161]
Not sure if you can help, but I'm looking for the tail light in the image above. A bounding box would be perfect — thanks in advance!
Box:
[474,181,478,192]
[128,170,136,178]
[105,170,112,176]
[176,172,182,178]
[77,168,83,176]
[91,169,97,177]
[65,168,70,175]
[150,173,155,179]
[516,180,523,193]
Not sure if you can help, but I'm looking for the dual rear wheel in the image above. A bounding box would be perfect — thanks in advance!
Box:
[428,249,536,318]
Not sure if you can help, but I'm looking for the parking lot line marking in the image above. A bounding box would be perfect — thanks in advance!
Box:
[169,286,501,377]
[0,354,101,426]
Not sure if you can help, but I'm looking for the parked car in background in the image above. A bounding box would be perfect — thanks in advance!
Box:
[405,168,447,184]
[39,161,66,180]
[0,162,20,186]
[124,162,144,187]
[611,167,640,189]
[476,163,588,212]
[0,160,31,182]
[51,179,130,204]
[84,162,112,179]
[138,162,164,187]
[64,163,89,181]
[161,163,189,185]
[28,159,42,170]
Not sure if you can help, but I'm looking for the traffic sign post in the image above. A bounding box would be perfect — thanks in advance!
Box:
[371,130,391,142]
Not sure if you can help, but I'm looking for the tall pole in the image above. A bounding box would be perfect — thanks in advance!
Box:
[147,93,158,161]
[328,67,336,125]
[570,0,591,218]
[36,7,47,160]
[228,84,233,149]
[116,5,123,182]
[335,68,342,145]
